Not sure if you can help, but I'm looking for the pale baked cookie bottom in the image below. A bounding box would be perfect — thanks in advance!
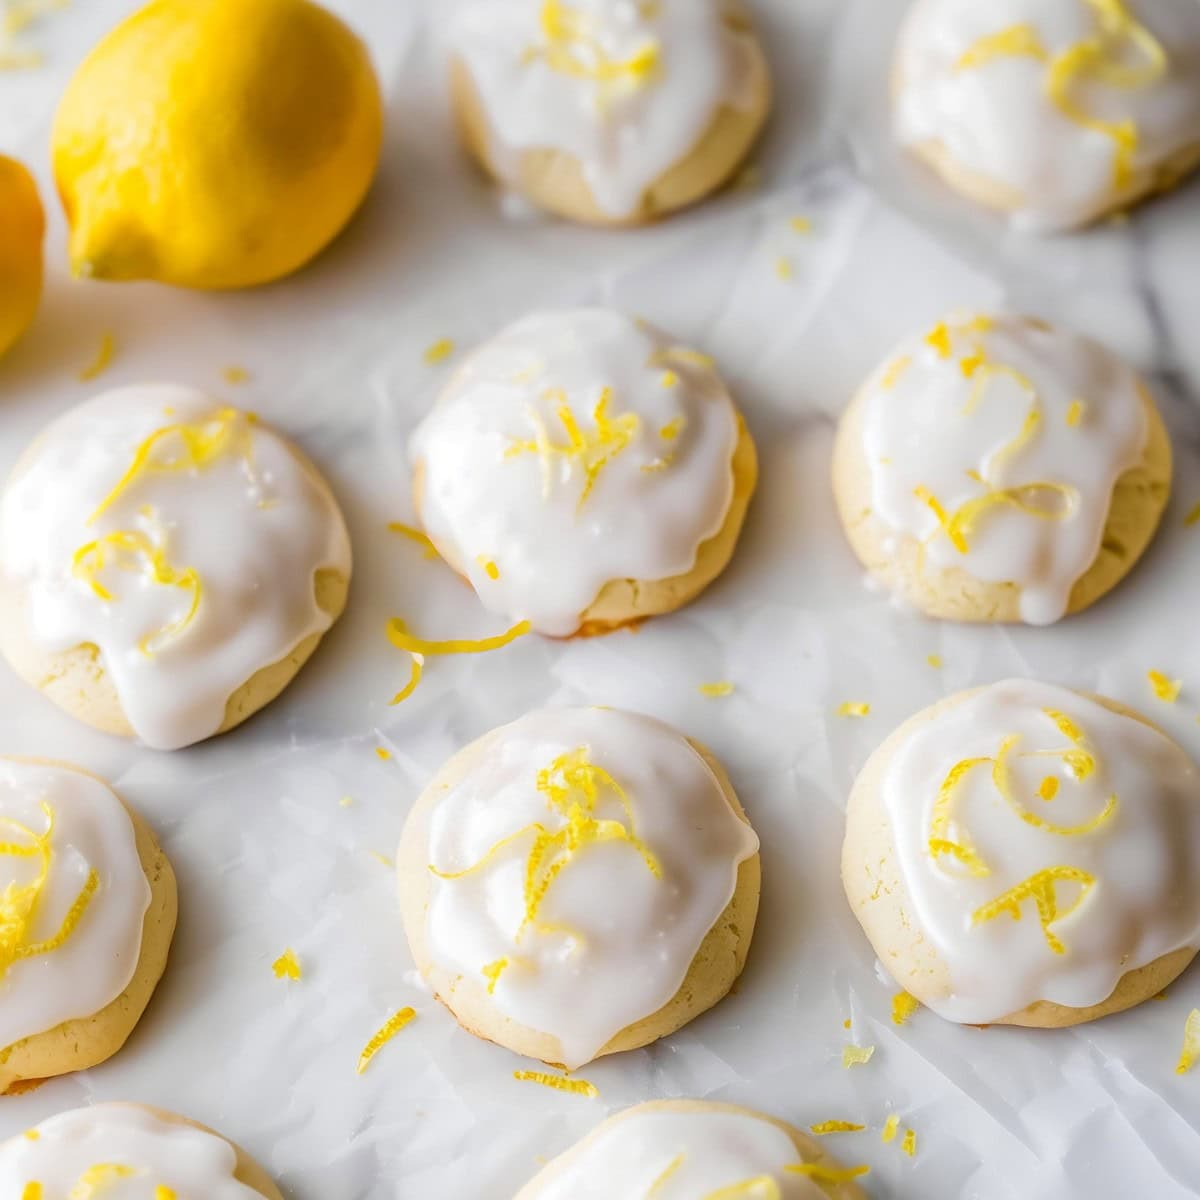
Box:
[414,414,757,638]
[514,1099,868,1200]
[0,767,177,1092]
[397,738,760,1068]
[841,689,1199,1029]
[449,17,772,226]
[831,380,1172,623]
[0,567,349,744]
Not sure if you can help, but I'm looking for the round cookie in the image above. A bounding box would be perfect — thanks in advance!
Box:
[449,0,771,225]
[0,1102,282,1198]
[410,308,757,638]
[892,0,1200,233]
[842,679,1200,1027]
[832,313,1170,625]
[397,706,761,1069]
[514,1100,868,1199]
[0,757,176,1093]
[0,384,353,750]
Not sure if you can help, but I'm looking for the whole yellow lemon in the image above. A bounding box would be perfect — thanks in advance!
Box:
[51,0,383,290]
[0,155,44,361]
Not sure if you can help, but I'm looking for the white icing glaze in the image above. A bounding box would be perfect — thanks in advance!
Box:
[0,1103,264,1198]
[860,313,1147,625]
[894,0,1200,231]
[450,0,763,217]
[882,679,1200,1023]
[0,385,352,751]
[0,759,149,1051]
[410,309,740,637]
[417,707,759,1069]
[526,1108,826,1199]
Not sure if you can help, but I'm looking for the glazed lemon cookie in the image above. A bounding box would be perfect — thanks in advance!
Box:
[842,680,1200,1027]
[832,313,1170,624]
[410,308,756,637]
[0,758,175,1091]
[515,1100,868,1199]
[893,0,1200,232]
[449,0,771,224]
[0,385,352,750]
[397,707,760,1068]
[0,1102,282,1199]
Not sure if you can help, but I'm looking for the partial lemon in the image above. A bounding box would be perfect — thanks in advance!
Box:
[51,0,383,290]
[0,154,44,361]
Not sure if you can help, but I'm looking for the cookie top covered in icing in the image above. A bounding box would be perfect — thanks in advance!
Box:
[0,759,149,1051]
[517,1102,857,1199]
[880,680,1200,1023]
[0,1104,267,1199]
[894,0,1200,231]
[0,385,352,750]
[857,313,1148,625]
[450,0,764,218]
[410,309,741,637]
[403,707,759,1069]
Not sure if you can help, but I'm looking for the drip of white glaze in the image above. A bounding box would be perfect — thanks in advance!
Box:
[0,759,149,1051]
[894,0,1200,231]
[410,309,740,637]
[0,1103,264,1198]
[450,0,763,217]
[861,313,1147,625]
[418,707,758,1069]
[882,679,1200,1023]
[0,385,352,750]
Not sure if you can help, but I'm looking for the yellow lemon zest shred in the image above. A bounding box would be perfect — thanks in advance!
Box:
[1176,1008,1200,1074]
[72,529,202,655]
[902,1129,918,1157]
[960,351,986,378]
[482,958,509,994]
[774,256,794,281]
[22,1185,42,1200]
[507,387,641,508]
[924,322,953,359]
[928,754,993,876]
[926,654,943,669]
[789,215,812,233]
[389,653,424,706]
[386,618,531,659]
[1148,670,1182,703]
[785,1162,871,1183]
[513,1069,598,1097]
[477,556,501,580]
[88,407,256,524]
[955,23,1048,70]
[837,701,869,717]
[892,990,920,1025]
[78,332,117,382]
[387,522,439,558]
[68,1164,138,1199]
[356,1006,416,1074]
[972,866,1096,954]
[535,0,660,85]
[375,747,393,762]
[699,681,735,698]
[0,802,100,980]
[155,1189,177,1200]
[1038,776,1060,801]
[842,1043,874,1068]
[660,417,685,440]
[809,1120,865,1134]
[431,748,661,940]
[272,948,301,981]
[221,365,249,384]
[881,1114,900,1144]
[423,338,455,365]
[660,370,679,389]
[991,735,1115,834]
[1066,399,1085,427]
[645,1153,684,1197]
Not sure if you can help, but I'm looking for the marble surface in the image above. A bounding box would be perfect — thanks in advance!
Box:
[1,1,1200,1197]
